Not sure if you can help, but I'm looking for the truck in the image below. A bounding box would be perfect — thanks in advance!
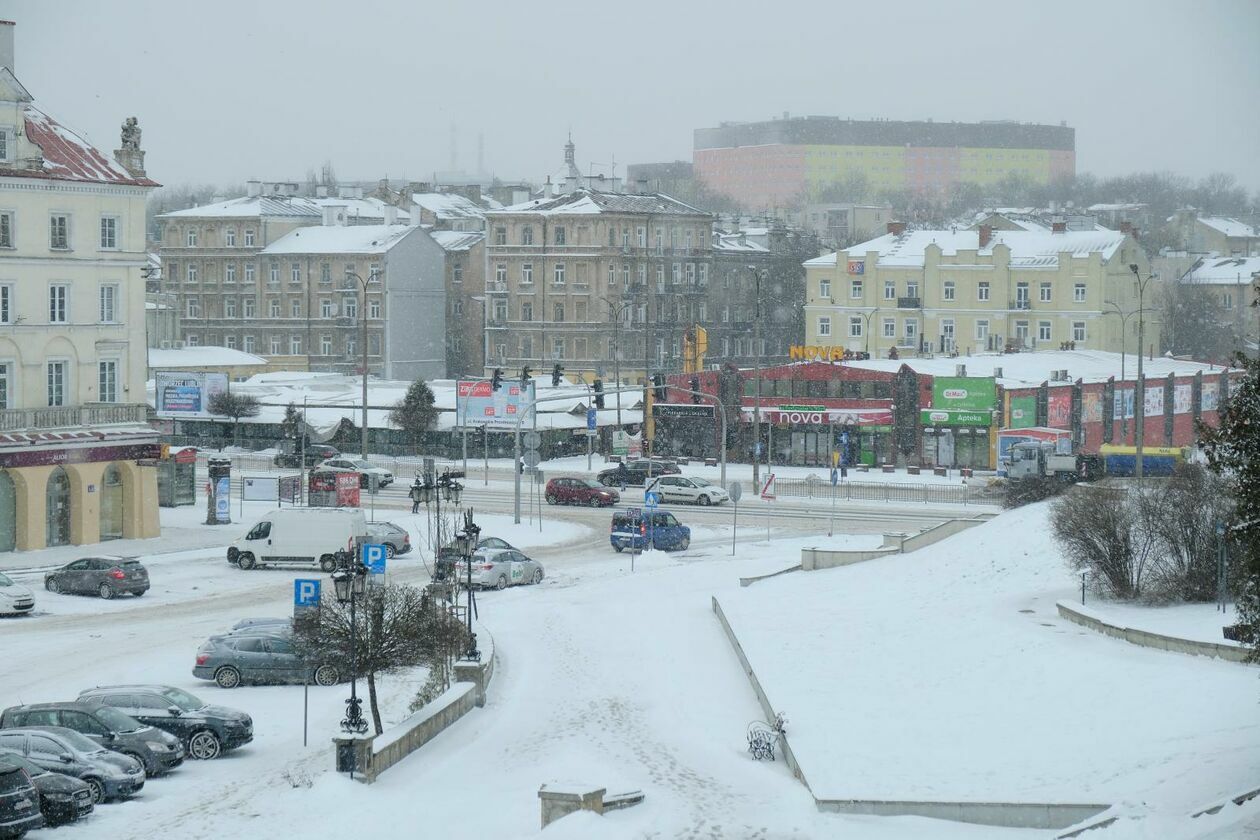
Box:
[1007,441,1099,482]
[226,508,366,571]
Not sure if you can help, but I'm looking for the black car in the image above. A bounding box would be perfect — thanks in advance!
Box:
[597,459,681,487]
[78,685,251,761]
[0,703,183,777]
[0,758,41,839]
[0,751,91,827]
[43,557,149,599]
[434,536,516,582]
[273,442,339,469]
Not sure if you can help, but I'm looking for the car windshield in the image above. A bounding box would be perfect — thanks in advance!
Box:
[160,687,205,711]
[691,478,712,487]
[0,572,13,587]
[0,752,41,776]
[91,706,144,733]
[581,479,604,488]
[48,729,103,754]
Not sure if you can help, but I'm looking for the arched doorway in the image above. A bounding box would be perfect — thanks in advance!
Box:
[46,468,71,547]
[0,472,14,553]
[100,465,124,541]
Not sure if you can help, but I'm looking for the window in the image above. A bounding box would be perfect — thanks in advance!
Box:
[369,335,380,355]
[225,228,236,247]
[849,317,863,338]
[1073,283,1086,303]
[622,228,631,248]
[685,263,696,284]
[672,263,681,284]
[99,284,118,323]
[291,263,301,283]
[369,299,380,319]
[0,211,12,248]
[321,335,332,355]
[0,362,9,408]
[553,302,565,322]
[493,299,507,321]
[291,299,302,318]
[1040,282,1052,303]
[225,335,237,349]
[270,336,282,355]
[269,299,281,318]
[554,263,565,285]
[225,263,236,284]
[1223,292,1234,308]
[243,298,256,318]
[186,263,198,283]
[654,228,663,253]
[622,264,630,287]
[819,278,831,298]
[698,263,708,286]
[884,280,896,300]
[850,279,863,298]
[882,318,896,338]
[226,298,237,318]
[244,335,255,353]
[638,264,647,285]
[977,281,990,301]
[906,280,919,298]
[554,226,566,246]
[98,360,118,403]
[49,284,68,323]
[266,262,279,284]
[50,214,69,249]
[521,263,533,284]
[244,263,255,283]
[521,226,534,246]
[637,227,646,247]
[656,264,665,291]
[0,127,10,162]
[1072,321,1086,342]
[320,299,332,318]
[1038,320,1052,341]
[452,264,463,284]
[520,336,532,358]
[343,297,357,319]
[976,319,989,341]
[99,216,118,249]
[552,338,565,360]
[1016,282,1029,307]
[369,263,380,281]
[722,306,730,323]
[186,296,200,318]
[290,335,302,355]
[244,229,255,246]
[46,361,66,406]
[494,226,506,246]
[904,319,918,345]
[818,316,831,337]
[943,280,955,301]
[495,264,506,285]
[521,301,533,321]
[185,227,197,247]
[0,285,10,323]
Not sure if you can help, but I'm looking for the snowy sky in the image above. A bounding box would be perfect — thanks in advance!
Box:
[10,0,1260,191]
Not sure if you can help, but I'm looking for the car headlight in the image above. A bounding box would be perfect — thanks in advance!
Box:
[45,792,74,802]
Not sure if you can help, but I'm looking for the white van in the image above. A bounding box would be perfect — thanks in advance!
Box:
[227,508,367,571]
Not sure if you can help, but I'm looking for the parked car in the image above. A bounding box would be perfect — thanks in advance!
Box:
[0,574,34,617]
[43,557,149,600]
[609,509,691,552]
[462,548,544,590]
[230,617,291,632]
[0,756,42,838]
[273,442,339,469]
[434,536,517,582]
[193,631,341,689]
[597,460,681,487]
[366,521,412,557]
[228,508,366,571]
[0,728,144,804]
[77,685,252,761]
[0,751,92,826]
[545,477,619,507]
[0,703,183,778]
[645,475,729,506]
[318,458,393,488]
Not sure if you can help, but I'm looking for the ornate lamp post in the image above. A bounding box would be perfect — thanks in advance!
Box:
[454,510,481,661]
[343,269,380,459]
[331,549,369,735]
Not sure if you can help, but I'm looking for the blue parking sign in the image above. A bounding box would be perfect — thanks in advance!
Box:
[587,408,597,430]
[294,579,321,607]
[362,543,388,575]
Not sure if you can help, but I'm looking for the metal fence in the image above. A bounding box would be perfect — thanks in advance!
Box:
[759,476,976,505]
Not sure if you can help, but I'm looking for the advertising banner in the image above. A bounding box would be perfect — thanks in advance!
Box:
[1113,387,1135,419]
[920,408,993,427]
[932,377,997,412]
[214,476,230,522]
[653,403,715,420]
[243,476,279,502]
[1047,390,1071,428]
[1202,382,1219,412]
[1143,385,1164,417]
[1173,384,1192,415]
[154,371,229,419]
[1082,391,1103,424]
[613,431,642,458]
[455,379,536,429]
[1009,395,1037,429]
[847,260,865,275]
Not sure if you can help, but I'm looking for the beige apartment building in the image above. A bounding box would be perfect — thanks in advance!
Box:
[483,189,715,383]
[804,222,1156,358]
[1181,256,1260,349]
[0,21,161,551]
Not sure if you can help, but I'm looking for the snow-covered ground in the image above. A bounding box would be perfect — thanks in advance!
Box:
[1068,598,1246,648]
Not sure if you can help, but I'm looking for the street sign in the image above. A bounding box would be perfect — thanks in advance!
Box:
[367,473,380,494]
[361,543,388,575]
[652,403,714,419]
[524,431,542,449]
[760,474,776,500]
[522,449,542,468]
[728,482,742,502]
[587,408,597,430]
[294,579,321,607]
[644,491,660,508]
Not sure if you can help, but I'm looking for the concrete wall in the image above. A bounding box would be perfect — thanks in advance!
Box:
[814,799,1111,831]
[801,517,990,572]
[1056,601,1253,664]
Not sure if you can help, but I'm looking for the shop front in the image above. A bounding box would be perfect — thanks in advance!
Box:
[920,408,995,469]
[747,406,895,467]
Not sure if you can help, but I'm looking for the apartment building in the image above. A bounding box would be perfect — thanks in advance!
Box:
[0,21,161,550]
[431,230,485,377]
[1180,256,1260,349]
[804,222,1156,358]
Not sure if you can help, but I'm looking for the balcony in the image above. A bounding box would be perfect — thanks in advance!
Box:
[0,403,149,432]
[1009,299,1031,310]
[896,296,921,309]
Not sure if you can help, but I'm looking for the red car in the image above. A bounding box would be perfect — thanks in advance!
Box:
[545,477,620,507]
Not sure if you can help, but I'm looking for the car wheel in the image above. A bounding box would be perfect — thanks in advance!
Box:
[588,497,601,507]
[600,476,616,487]
[46,577,61,594]
[314,664,339,686]
[98,583,116,600]
[215,666,242,689]
[496,574,507,590]
[545,493,558,505]
[319,554,336,572]
[679,536,691,550]
[133,589,146,597]
[385,544,397,559]
[188,730,222,760]
[612,544,623,553]
[699,494,712,506]
[238,552,256,570]
[532,569,543,585]
[83,777,106,804]
[120,751,150,776]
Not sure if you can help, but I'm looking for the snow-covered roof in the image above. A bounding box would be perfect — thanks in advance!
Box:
[410,193,486,221]
[713,233,769,253]
[1181,256,1260,285]
[491,189,710,218]
[429,230,484,252]
[4,106,159,187]
[1198,217,1258,238]
[805,229,1127,270]
[159,195,408,222]
[1088,203,1146,213]
[149,346,268,370]
[260,224,415,255]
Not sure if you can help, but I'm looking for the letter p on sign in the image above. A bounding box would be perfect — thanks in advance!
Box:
[294,579,321,607]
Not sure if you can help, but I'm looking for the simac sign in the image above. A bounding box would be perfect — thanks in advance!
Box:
[931,376,996,412]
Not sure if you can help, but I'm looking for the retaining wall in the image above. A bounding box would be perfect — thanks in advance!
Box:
[800,515,993,573]
[1056,601,1252,664]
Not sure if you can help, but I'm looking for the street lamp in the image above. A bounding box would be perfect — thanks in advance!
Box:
[863,308,878,356]
[331,549,369,735]
[603,292,638,429]
[1129,264,1156,482]
[456,510,481,661]
[748,265,765,488]
[344,269,380,460]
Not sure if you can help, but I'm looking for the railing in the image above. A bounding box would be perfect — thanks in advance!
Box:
[896,297,921,309]
[0,403,149,432]
[1009,299,1031,310]
[768,476,977,505]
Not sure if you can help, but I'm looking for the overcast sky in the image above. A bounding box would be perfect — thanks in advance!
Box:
[9,0,1260,193]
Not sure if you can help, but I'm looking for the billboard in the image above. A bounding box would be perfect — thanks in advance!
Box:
[154,371,229,419]
[932,377,997,412]
[1008,395,1037,429]
[1047,390,1072,428]
[920,408,992,427]
[455,379,536,429]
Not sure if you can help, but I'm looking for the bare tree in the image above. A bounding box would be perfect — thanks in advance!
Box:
[1142,464,1235,601]
[207,392,260,448]
[1051,486,1157,599]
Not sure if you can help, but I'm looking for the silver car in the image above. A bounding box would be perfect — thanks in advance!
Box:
[464,548,544,590]
[0,727,144,804]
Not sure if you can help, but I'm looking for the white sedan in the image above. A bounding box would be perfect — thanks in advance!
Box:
[463,548,544,590]
[0,571,35,616]
[646,475,729,506]
[317,458,394,488]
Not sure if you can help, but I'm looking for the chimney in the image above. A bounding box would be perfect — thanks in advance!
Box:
[0,20,14,74]
[993,366,1003,378]
[955,364,966,378]
[322,204,347,227]
[636,178,649,195]
[383,205,398,226]
[246,180,262,198]
[887,221,906,237]
[315,185,328,199]
[979,224,993,248]
[1052,221,1067,234]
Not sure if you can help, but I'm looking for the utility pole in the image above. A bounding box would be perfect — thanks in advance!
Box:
[345,269,377,458]
[1130,264,1153,483]
[751,266,763,488]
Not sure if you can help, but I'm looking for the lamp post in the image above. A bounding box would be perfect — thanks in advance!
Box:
[863,308,878,356]
[603,293,637,429]
[331,549,369,736]
[454,509,481,660]
[749,266,765,488]
[344,269,379,459]
[415,468,463,578]
[1129,264,1156,482]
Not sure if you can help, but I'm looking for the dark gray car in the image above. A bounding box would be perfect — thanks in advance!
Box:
[78,685,252,761]
[366,521,411,557]
[0,704,182,777]
[0,728,144,804]
[0,751,93,826]
[193,631,341,689]
[43,557,149,599]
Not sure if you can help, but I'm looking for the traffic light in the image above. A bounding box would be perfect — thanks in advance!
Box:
[520,365,532,384]
[690,376,701,404]
[491,368,503,391]
[653,373,667,403]
[593,378,605,409]
[551,364,564,386]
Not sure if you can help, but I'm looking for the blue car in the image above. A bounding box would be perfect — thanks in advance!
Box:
[610,509,691,552]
